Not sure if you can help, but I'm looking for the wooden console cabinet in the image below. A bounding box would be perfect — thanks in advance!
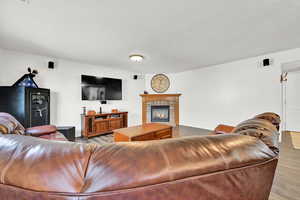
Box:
[81,112,128,138]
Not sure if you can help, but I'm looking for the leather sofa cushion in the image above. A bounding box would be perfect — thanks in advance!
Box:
[254,112,281,131]
[0,135,95,193]
[214,124,235,134]
[0,113,25,135]
[26,125,57,136]
[233,118,277,132]
[234,128,279,154]
[0,118,14,134]
[232,118,279,153]
[84,134,277,193]
[38,131,68,141]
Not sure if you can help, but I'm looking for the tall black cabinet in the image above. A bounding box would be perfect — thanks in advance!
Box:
[0,87,50,128]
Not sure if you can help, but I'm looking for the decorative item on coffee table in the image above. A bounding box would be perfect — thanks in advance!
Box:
[87,110,96,115]
[111,109,118,113]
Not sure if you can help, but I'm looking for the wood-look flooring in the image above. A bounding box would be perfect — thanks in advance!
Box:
[78,126,299,200]
[269,131,300,200]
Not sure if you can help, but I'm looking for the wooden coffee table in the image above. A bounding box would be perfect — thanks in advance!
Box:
[114,123,173,142]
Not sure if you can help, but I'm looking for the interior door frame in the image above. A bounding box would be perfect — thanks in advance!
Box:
[281,60,300,134]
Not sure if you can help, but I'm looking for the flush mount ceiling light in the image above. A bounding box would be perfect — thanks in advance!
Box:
[20,0,30,3]
[129,54,144,63]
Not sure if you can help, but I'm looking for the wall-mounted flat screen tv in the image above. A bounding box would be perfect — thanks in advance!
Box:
[81,75,122,100]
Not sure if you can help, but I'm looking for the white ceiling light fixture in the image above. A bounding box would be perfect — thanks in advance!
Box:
[20,0,30,4]
[129,54,144,63]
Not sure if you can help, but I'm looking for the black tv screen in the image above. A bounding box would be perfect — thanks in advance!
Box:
[81,75,122,100]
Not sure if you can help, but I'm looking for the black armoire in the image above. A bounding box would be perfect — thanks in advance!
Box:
[0,86,50,128]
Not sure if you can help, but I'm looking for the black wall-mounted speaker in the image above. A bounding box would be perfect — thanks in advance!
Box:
[263,59,270,66]
[48,61,54,69]
[133,75,138,80]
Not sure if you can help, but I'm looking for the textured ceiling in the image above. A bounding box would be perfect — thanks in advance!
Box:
[1,0,300,73]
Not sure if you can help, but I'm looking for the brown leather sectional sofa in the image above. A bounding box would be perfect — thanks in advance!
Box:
[0,113,280,200]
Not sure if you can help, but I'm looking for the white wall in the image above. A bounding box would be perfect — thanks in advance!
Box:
[2,47,300,135]
[146,48,300,130]
[0,48,145,136]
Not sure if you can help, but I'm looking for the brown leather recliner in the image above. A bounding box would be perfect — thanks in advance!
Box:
[0,114,279,200]
[0,112,67,141]
[26,125,67,141]
[254,112,281,131]
[214,112,281,134]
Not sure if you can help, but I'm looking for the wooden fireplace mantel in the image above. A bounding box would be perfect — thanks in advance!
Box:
[140,94,181,102]
[140,94,181,126]
[140,94,182,97]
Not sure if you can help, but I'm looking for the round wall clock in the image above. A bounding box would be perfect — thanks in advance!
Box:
[151,74,170,93]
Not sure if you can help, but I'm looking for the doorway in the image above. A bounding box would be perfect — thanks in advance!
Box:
[281,60,300,132]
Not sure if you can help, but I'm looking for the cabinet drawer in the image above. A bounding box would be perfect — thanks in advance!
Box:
[109,119,123,130]
[95,121,109,133]
[132,133,155,141]
[157,134,172,139]
[155,129,172,139]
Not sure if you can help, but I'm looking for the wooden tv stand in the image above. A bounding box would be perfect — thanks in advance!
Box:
[81,112,128,138]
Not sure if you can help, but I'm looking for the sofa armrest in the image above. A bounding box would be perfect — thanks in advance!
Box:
[26,125,57,137]
[214,124,235,134]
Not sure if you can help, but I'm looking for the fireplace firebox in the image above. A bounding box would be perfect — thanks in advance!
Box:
[151,105,170,122]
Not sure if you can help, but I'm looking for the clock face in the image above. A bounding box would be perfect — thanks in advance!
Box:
[151,74,170,93]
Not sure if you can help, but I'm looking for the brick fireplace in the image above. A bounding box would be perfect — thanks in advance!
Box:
[140,94,181,126]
